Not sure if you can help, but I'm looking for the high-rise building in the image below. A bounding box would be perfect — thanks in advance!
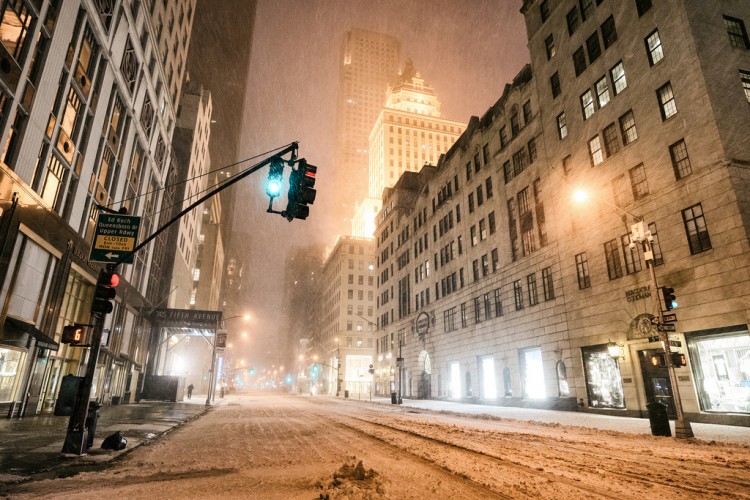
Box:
[332,29,400,236]
[352,60,464,238]
[0,0,195,416]
[374,0,750,427]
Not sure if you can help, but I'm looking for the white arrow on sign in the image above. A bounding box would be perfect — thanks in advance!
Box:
[105,252,120,259]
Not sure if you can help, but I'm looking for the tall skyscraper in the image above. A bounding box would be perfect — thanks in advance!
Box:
[352,60,464,237]
[332,29,401,236]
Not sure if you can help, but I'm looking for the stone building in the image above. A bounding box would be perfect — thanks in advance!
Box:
[375,0,750,425]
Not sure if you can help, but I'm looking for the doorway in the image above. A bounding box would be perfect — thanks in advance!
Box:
[639,349,676,417]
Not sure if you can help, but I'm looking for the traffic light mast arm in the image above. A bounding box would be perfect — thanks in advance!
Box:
[111,142,299,269]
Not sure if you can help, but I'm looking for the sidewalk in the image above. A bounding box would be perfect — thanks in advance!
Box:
[360,395,750,446]
[0,395,217,485]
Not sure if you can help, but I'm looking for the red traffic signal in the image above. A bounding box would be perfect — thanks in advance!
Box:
[285,159,317,221]
[92,270,118,314]
[61,324,86,345]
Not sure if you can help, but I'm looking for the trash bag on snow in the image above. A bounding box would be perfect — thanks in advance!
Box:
[101,431,128,450]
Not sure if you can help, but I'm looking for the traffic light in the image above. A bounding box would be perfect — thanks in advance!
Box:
[249,367,255,375]
[285,159,317,220]
[311,364,319,378]
[265,159,284,199]
[671,352,687,367]
[92,269,119,314]
[661,287,677,311]
[368,364,375,374]
[61,324,86,345]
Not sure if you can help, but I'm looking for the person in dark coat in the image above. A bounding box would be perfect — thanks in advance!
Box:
[187,384,194,399]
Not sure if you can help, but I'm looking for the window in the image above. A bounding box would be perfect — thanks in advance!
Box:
[602,123,620,156]
[588,135,604,166]
[586,32,602,63]
[513,280,524,310]
[635,0,652,17]
[0,0,34,61]
[611,61,627,95]
[499,126,508,148]
[575,252,591,289]
[472,259,480,281]
[468,192,475,213]
[523,101,532,124]
[488,211,496,235]
[657,82,677,120]
[740,70,750,102]
[612,174,628,207]
[600,15,617,49]
[491,248,499,271]
[494,288,503,316]
[567,7,580,36]
[482,254,489,277]
[557,112,568,140]
[604,239,623,279]
[479,219,487,241]
[550,72,561,99]
[511,112,520,137]
[461,302,467,327]
[724,16,750,50]
[528,138,537,164]
[483,143,490,165]
[573,47,587,76]
[593,78,610,111]
[540,0,550,22]
[503,160,512,183]
[444,308,456,332]
[545,34,556,60]
[682,203,712,254]
[669,139,692,179]
[527,274,539,306]
[645,30,664,65]
[621,233,642,275]
[648,222,664,266]
[474,297,482,323]
[581,89,595,119]
[629,163,649,199]
[619,110,638,145]
[513,148,528,175]
[485,177,493,199]
[580,0,594,21]
[542,267,554,301]
[474,152,481,173]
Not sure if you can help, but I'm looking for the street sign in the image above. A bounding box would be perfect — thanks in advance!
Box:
[216,330,227,349]
[657,324,676,332]
[662,313,677,323]
[669,339,682,348]
[648,336,661,343]
[89,213,141,264]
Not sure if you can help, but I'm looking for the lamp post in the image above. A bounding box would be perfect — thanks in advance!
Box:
[209,313,250,405]
[335,337,341,397]
[573,189,693,438]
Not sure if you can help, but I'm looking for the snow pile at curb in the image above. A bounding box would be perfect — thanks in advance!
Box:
[317,459,386,499]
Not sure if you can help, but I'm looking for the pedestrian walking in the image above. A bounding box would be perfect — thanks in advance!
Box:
[187,384,194,399]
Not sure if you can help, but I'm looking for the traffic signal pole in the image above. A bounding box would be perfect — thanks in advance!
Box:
[641,234,693,439]
[61,266,112,455]
[61,143,305,456]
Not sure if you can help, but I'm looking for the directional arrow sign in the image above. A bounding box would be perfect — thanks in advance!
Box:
[657,324,676,332]
[89,213,141,264]
[662,313,677,323]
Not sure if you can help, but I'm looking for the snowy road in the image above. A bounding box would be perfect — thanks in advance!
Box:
[5,394,750,499]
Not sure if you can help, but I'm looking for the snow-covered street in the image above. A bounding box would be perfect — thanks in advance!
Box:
[5,394,750,499]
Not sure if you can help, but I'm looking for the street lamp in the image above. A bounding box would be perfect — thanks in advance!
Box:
[573,188,693,438]
[335,337,341,397]
[209,313,251,405]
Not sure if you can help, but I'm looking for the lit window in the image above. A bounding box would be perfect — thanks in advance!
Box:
[724,15,750,49]
[557,112,568,140]
[740,69,750,103]
[610,61,627,95]
[619,110,638,145]
[596,76,610,108]
[669,139,692,179]
[588,135,604,166]
[581,89,595,120]
[657,82,677,120]
[645,30,664,65]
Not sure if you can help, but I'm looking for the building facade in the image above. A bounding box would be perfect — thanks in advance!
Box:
[315,235,377,396]
[0,0,195,416]
[332,29,400,236]
[375,0,750,425]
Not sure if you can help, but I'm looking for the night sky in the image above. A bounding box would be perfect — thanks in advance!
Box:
[227,0,529,360]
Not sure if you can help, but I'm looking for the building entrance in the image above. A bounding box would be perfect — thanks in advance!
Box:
[639,349,676,418]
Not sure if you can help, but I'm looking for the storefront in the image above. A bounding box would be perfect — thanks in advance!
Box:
[581,344,625,409]
[688,326,750,414]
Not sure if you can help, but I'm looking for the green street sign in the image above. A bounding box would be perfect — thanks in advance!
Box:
[89,213,141,264]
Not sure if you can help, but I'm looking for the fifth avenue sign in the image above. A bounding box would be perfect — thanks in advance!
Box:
[89,213,141,264]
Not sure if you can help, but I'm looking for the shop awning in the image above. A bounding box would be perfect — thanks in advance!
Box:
[4,316,60,351]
